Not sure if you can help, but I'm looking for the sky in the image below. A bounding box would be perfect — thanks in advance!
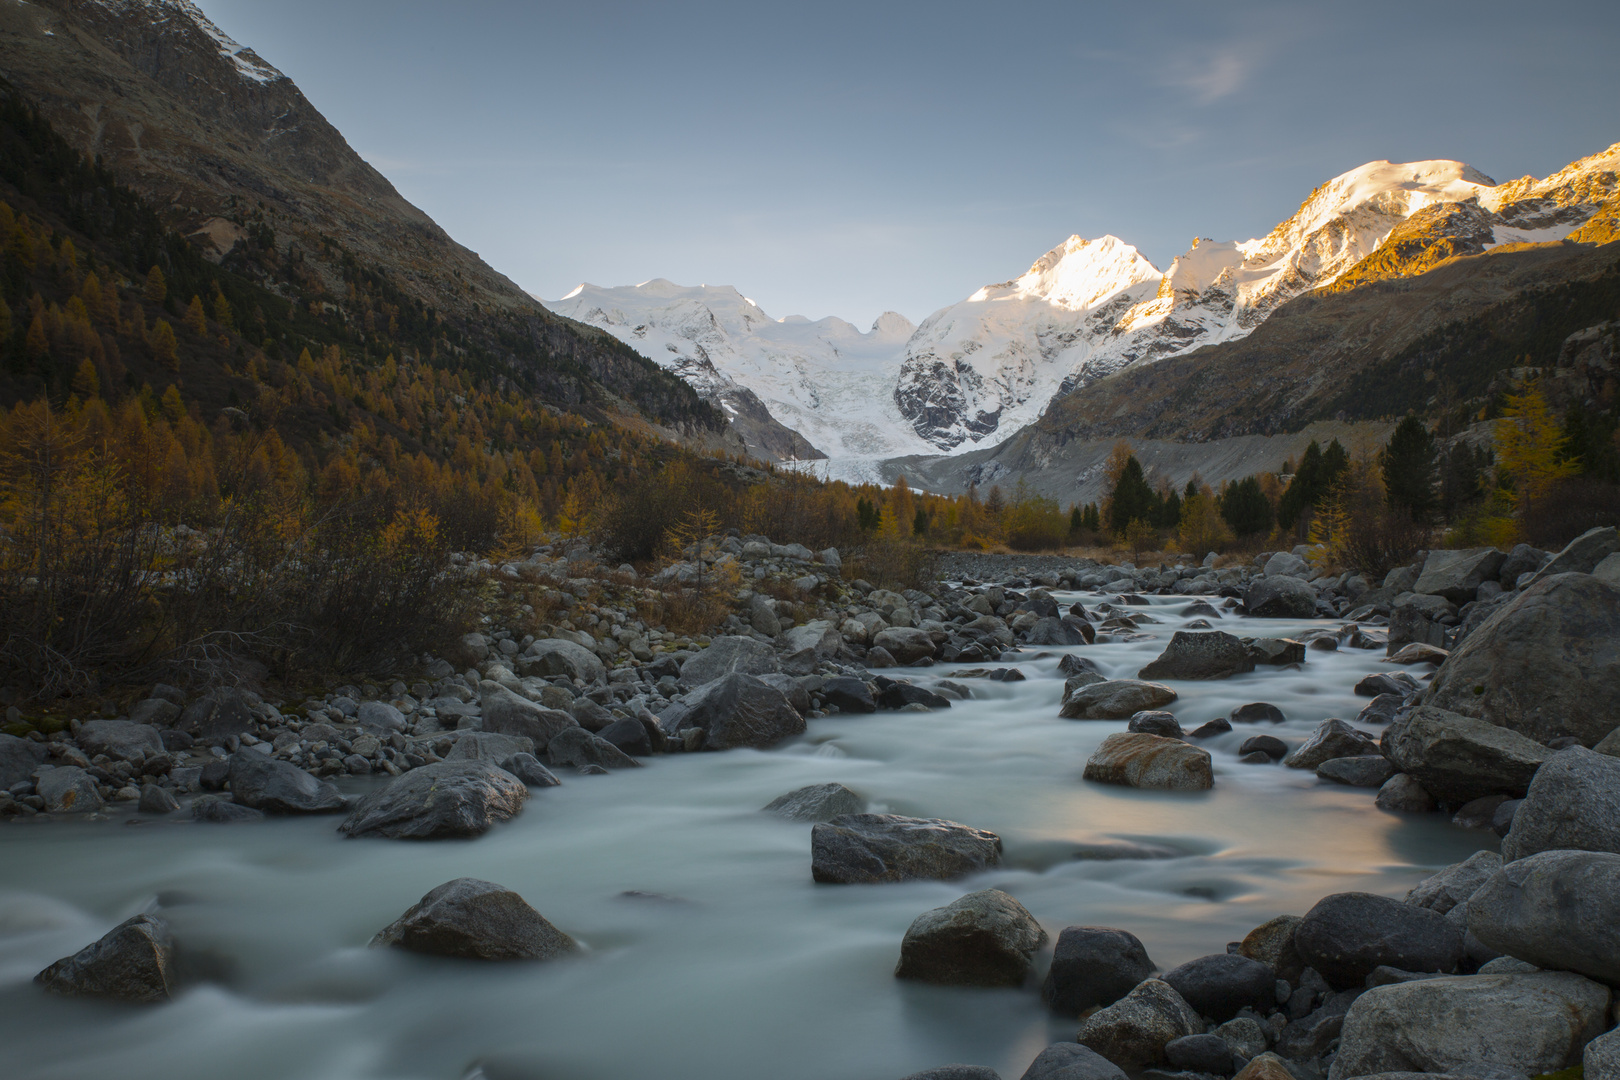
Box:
[202,0,1620,328]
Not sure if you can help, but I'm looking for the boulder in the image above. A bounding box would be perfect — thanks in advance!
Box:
[35,914,174,1002]
[227,752,346,813]
[1295,892,1464,988]
[877,680,953,710]
[1060,680,1178,720]
[1264,551,1310,578]
[1240,734,1287,759]
[1075,978,1203,1072]
[1586,1027,1620,1080]
[191,794,265,822]
[128,697,180,726]
[1596,552,1620,585]
[1355,693,1405,725]
[1422,573,1620,745]
[1248,638,1307,666]
[546,726,640,770]
[1042,926,1157,1015]
[597,716,652,756]
[1083,733,1213,791]
[522,638,606,684]
[660,672,805,750]
[1026,617,1089,646]
[1016,1043,1126,1080]
[372,878,577,961]
[1137,631,1256,681]
[1412,548,1507,603]
[810,813,1001,884]
[1501,746,1620,860]
[778,620,842,674]
[872,627,937,664]
[1188,717,1233,739]
[1404,851,1502,915]
[1381,706,1550,804]
[1127,711,1183,739]
[1387,642,1449,665]
[75,720,164,761]
[895,889,1048,987]
[1376,773,1437,813]
[756,673,811,714]
[1316,756,1395,788]
[1231,702,1286,724]
[822,675,877,713]
[356,701,407,734]
[339,761,528,839]
[0,732,47,788]
[444,731,536,763]
[1528,525,1619,585]
[1238,914,1305,983]
[1245,576,1318,618]
[762,782,864,821]
[34,765,104,813]
[1467,849,1620,983]
[174,687,260,744]
[748,595,783,637]
[679,635,781,687]
[479,682,579,751]
[1329,972,1610,1080]
[1164,1033,1236,1074]
[1161,952,1276,1022]
[1284,719,1380,770]
[1355,671,1417,697]
[138,783,179,814]
[900,1068,1002,1080]
[499,752,560,787]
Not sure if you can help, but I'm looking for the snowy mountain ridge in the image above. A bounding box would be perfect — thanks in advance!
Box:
[546,142,1620,466]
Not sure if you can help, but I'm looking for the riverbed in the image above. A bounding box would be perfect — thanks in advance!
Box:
[0,593,1488,1080]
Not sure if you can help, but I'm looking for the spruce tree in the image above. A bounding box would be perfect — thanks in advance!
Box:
[1220,476,1274,536]
[1380,415,1438,523]
[1107,456,1156,533]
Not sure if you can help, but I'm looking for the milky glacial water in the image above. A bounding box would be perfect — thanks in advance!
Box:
[0,594,1489,1080]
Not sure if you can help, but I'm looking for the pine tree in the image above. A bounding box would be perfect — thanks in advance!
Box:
[1380,415,1438,523]
[1220,476,1274,536]
[1107,456,1156,533]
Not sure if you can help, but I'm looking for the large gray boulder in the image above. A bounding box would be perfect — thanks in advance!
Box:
[1017,1043,1126,1080]
[1245,576,1318,618]
[1329,972,1610,1080]
[1413,547,1507,603]
[1387,594,1451,653]
[1160,952,1276,1022]
[34,765,104,813]
[679,635,781,686]
[1586,1026,1620,1080]
[35,914,174,1002]
[444,731,536,763]
[1501,746,1620,860]
[1075,978,1203,1072]
[521,638,606,684]
[1467,849,1620,983]
[228,752,346,814]
[1295,892,1463,988]
[175,687,258,743]
[660,672,805,750]
[1042,926,1157,1016]
[1264,551,1310,578]
[478,682,578,751]
[1423,573,1620,745]
[1528,525,1619,585]
[810,813,1001,884]
[872,627,937,664]
[1083,733,1213,791]
[356,701,407,734]
[1026,617,1089,646]
[894,889,1048,987]
[1060,680,1177,720]
[545,726,639,770]
[778,620,842,675]
[0,732,47,788]
[1137,631,1255,680]
[762,782,863,821]
[1238,915,1305,983]
[1284,718,1380,770]
[371,878,577,961]
[75,720,164,761]
[339,761,528,839]
[1381,706,1551,804]
[1404,850,1502,915]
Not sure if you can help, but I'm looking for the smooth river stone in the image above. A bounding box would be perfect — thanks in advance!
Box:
[811,813,1001,884]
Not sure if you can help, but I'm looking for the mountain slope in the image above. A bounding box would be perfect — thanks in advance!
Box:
[547,280,926,469]
[0,0,720,433]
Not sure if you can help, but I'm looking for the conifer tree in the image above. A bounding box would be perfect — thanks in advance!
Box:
[1107,456,1156,533]
[1220,476,1274,536]
[1380,415,1438,523]
[143,265,166,304]
[185,295,208,336]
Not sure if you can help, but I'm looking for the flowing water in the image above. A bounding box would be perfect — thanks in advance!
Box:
[0,594,1488,1080]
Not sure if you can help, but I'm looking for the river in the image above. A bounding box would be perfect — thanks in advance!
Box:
[0,592,1488,1080]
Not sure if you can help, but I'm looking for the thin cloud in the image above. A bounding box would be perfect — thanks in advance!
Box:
[1177,46,1255,104]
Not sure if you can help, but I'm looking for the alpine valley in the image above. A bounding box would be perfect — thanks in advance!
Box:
[549,144,1620,497]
